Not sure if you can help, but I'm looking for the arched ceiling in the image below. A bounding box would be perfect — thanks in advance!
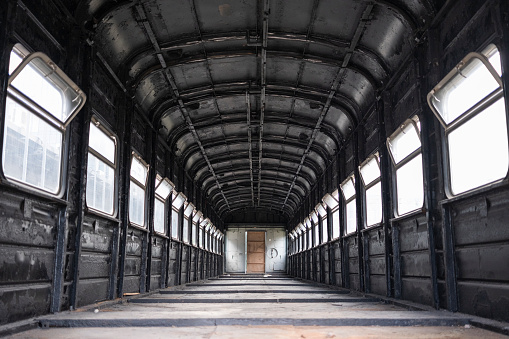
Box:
[74,0,434,222]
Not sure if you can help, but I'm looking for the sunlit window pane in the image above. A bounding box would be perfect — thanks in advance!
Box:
[360,157,380,185]
[183,217,190,243]
[321,216,327,243]
[199,227,204,248]
[129,181,145,226]
[346,200,357,234]
[449,99,508,194]
[9,49,23,75]
[431,57,499,125]
[89,123,115,163]
[154,199,166,234]
[365,182,382,226]
[332,210,340,239]
[86,153,114,214]
[396,154,424,215]
[192,222,197,246]
[341,177,355,200]
[130,156,148,185]
[171,209,180,239]
[2,97,62,193]
[389,123,421,163]
[155,179,173,199]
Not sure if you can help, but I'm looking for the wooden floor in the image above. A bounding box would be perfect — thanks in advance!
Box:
[10,275,508,338]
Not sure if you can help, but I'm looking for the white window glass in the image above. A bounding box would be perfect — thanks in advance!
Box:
[155,179,173,199]
[346,200,357,234]
[428,46,507,195]
[360,155,382,227]
[449,98,508,194]
[131,156,148,185]
[2,47,85,195]
[86,122,116,215]
[365,181,383,226]
[183,217,190,243]
[396,154,424,215]
[388,119,424,215]
[199,227,204,248]
[192,221,197,246]
[154,198,166,234]
[321,216,328,243]
[172,192,186,209]
[332,209,340,239]
[89,123,115,163]
[341,179,355,200]
[314,223,319,247]
[86,153,114,214]
[129,181,145,226]
[171,208,179,239]
[3,97,62,193]
[388,123,421,163]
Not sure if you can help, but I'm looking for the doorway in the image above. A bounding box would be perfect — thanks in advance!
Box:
[246,231,265,273]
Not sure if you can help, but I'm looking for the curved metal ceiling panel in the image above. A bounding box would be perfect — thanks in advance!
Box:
[78,0,431,223]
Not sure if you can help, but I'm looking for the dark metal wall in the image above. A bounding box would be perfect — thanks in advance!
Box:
[289,0,509,324]
[0,0,223,326]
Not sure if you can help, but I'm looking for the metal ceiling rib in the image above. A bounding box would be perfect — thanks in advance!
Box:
[79,0,431,224]
[281,2,374,210]
[133,0,231,212]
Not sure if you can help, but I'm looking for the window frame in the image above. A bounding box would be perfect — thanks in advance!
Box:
[427,46,508,197]
[86,117,118,216]
[153,175,174,235]
[341,174,357,235]
[323,190,340,240]
[170,191,186,240]
[359,152,383,228]
[128,152,149,228]
[387,117,424,216]
[2,46,86,197]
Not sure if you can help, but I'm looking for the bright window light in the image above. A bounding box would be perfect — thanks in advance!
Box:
[360,155,382,227]
[86,121,116,215]
[3,45,86,195]
[155,178,173,199]
[428,45,508,196]
[129,154,148,227]
[154,198,166,234]
[341,175,357,234]
[388,118,424,215]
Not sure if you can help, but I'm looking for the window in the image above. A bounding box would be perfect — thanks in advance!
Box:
[129,154,148,227]
[183,202,194,243]
[2,46,86,195]
[86,120,116,215]
[310,211,319,247]
[323,190,340,239]
[171,192,186,239]
[192,210,203,246]
[359,154,382,227]
[341,175,357,234]
[153,176,174,234]
[428,45,507,195]
[316,202,327,243]
[387,118,424,215]
[199,218,210,248]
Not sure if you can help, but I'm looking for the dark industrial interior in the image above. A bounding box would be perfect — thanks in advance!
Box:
[1,0,509,337]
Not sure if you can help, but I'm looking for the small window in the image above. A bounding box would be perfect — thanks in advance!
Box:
[316,202,327,244]
[153,176,174,234]
[183,202,194,243]
[428,45,508,195]
[171,192,186,240]
[2,46,86,195]
[192,210,203,246]
[341,175,357,235]
[387,118,424,215]
[359,154,382,227]
[129,154,148,227]
[86,119,117,215]
[323,190,340,239]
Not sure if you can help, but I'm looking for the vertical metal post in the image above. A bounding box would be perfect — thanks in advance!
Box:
[145,126,157,291]
[51,208,68,313]
[69,37,93,309]
[116,97,133,297]
[392,225,401,298]
[377,95,393,298]
[442,205,458,311]
[354,131,364,292]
